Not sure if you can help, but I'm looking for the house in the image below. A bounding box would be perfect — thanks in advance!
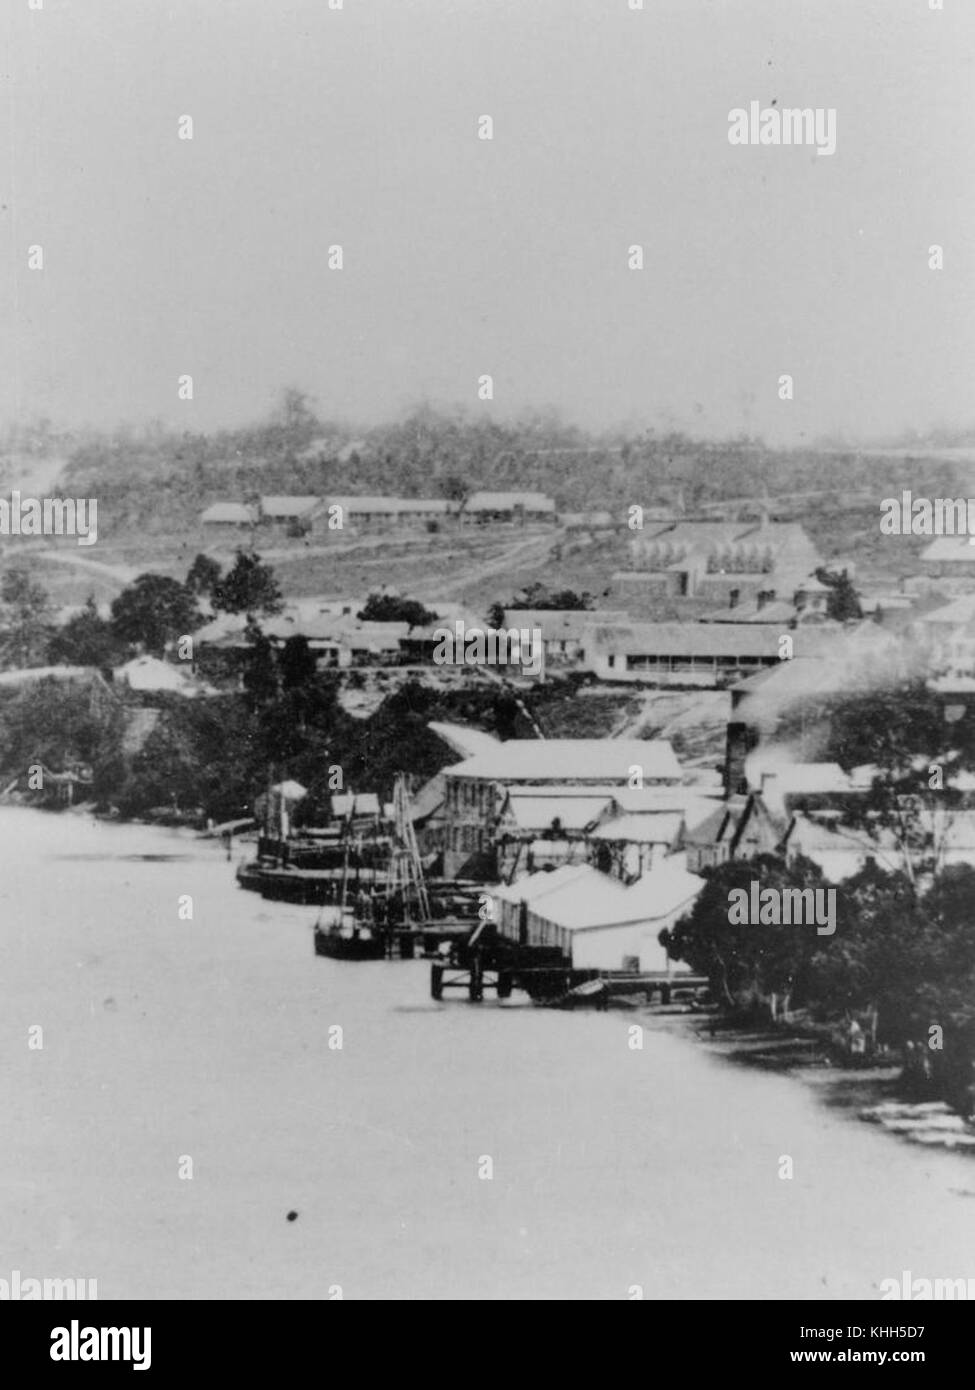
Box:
[920,535,975,578]
[462,491,556,524]
[441,737,682,878]
[744,759,865,817]
[491,856,705,973]
[683,792,788,874]
[114,655,215,698]
[626,519,822,603]
[258,496,324,535]
[322,497,457,532]
[585,620,785,687]
[587,788,720,881]
[780,812,880,883]
[200,502,258,529]
[498,609,626,667]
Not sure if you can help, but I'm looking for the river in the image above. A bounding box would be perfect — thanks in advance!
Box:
[2,807,973,1300]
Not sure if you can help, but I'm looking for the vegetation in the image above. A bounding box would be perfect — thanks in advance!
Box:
[487,581,593,629]
[356,593,438,627]
[110,575,202,657]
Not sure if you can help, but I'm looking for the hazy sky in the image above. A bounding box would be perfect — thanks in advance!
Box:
[2,0,973,444]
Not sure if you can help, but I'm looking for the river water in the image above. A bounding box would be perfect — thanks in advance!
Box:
[2,806,973,1300]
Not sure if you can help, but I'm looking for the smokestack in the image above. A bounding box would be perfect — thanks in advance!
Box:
[724,721,755,798]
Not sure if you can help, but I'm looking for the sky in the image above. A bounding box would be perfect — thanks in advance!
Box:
[1,0,973,446]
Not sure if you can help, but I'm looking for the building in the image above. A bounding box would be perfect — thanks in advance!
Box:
[494,787,619,880]
[114,655,215,698]
[442,737,682,878]
[626,519,822,603]
[585,620,785,687]
[683,792,788,874]
[462,491,556,524]
[491,856,705,973]
[920,535,975,579]
[200,502,258,529]
[498,609,626,668]
[588,788,720,882]
[258,496,325,534]
[322,496,457,532]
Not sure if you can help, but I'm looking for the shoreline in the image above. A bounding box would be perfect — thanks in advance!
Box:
[642,1007,975,1160]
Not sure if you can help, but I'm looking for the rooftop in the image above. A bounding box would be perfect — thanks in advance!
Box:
[464,491,555,513]
[498,791,615,832]
[200,502,256,524]
[260,495,321,518]
[586,621,785,658]
[443,738,682,784]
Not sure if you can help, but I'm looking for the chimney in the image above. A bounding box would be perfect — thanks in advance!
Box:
[724,721,755,798]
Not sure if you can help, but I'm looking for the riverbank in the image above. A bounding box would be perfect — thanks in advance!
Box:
[642,1008,975,1158]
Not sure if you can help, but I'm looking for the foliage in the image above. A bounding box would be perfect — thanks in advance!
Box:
[487,581,593,629]
[110,574,202,657]
[814,567,862,621]
[185,553,222,597]
[47,597,128,668]
[212,550,283,616]
[356,593,437,627]
[0,567,54,667]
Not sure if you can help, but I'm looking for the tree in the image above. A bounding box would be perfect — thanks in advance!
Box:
[0,567,54,667]
[489,582,593,627]
[441,474,469,504]
[111,574,202,656]
[242,618,279,708]
[815,567,862,621]
[280,635,318,690]
[659,853,825,1013]
[357,593,437,627]
[212,550,283,616]
[185,553,222,597]
[48,596,127,668]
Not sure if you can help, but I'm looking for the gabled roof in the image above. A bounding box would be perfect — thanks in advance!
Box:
[409,772,448,823]
[427,722,501,759]
[684,793,787,855]
[443,739,682,784]
[589,812,684,845]
[921,536,975,563]
[200,502,256,524]
[915,593,975,626]
[522,857,705,931]
[492,863,595,907]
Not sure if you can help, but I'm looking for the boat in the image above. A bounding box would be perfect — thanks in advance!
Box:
[313,906,387,961]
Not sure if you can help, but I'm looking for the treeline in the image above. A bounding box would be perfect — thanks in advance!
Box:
[0,658,566,824]
[42,392,975,539]
[662,854,975,1114]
